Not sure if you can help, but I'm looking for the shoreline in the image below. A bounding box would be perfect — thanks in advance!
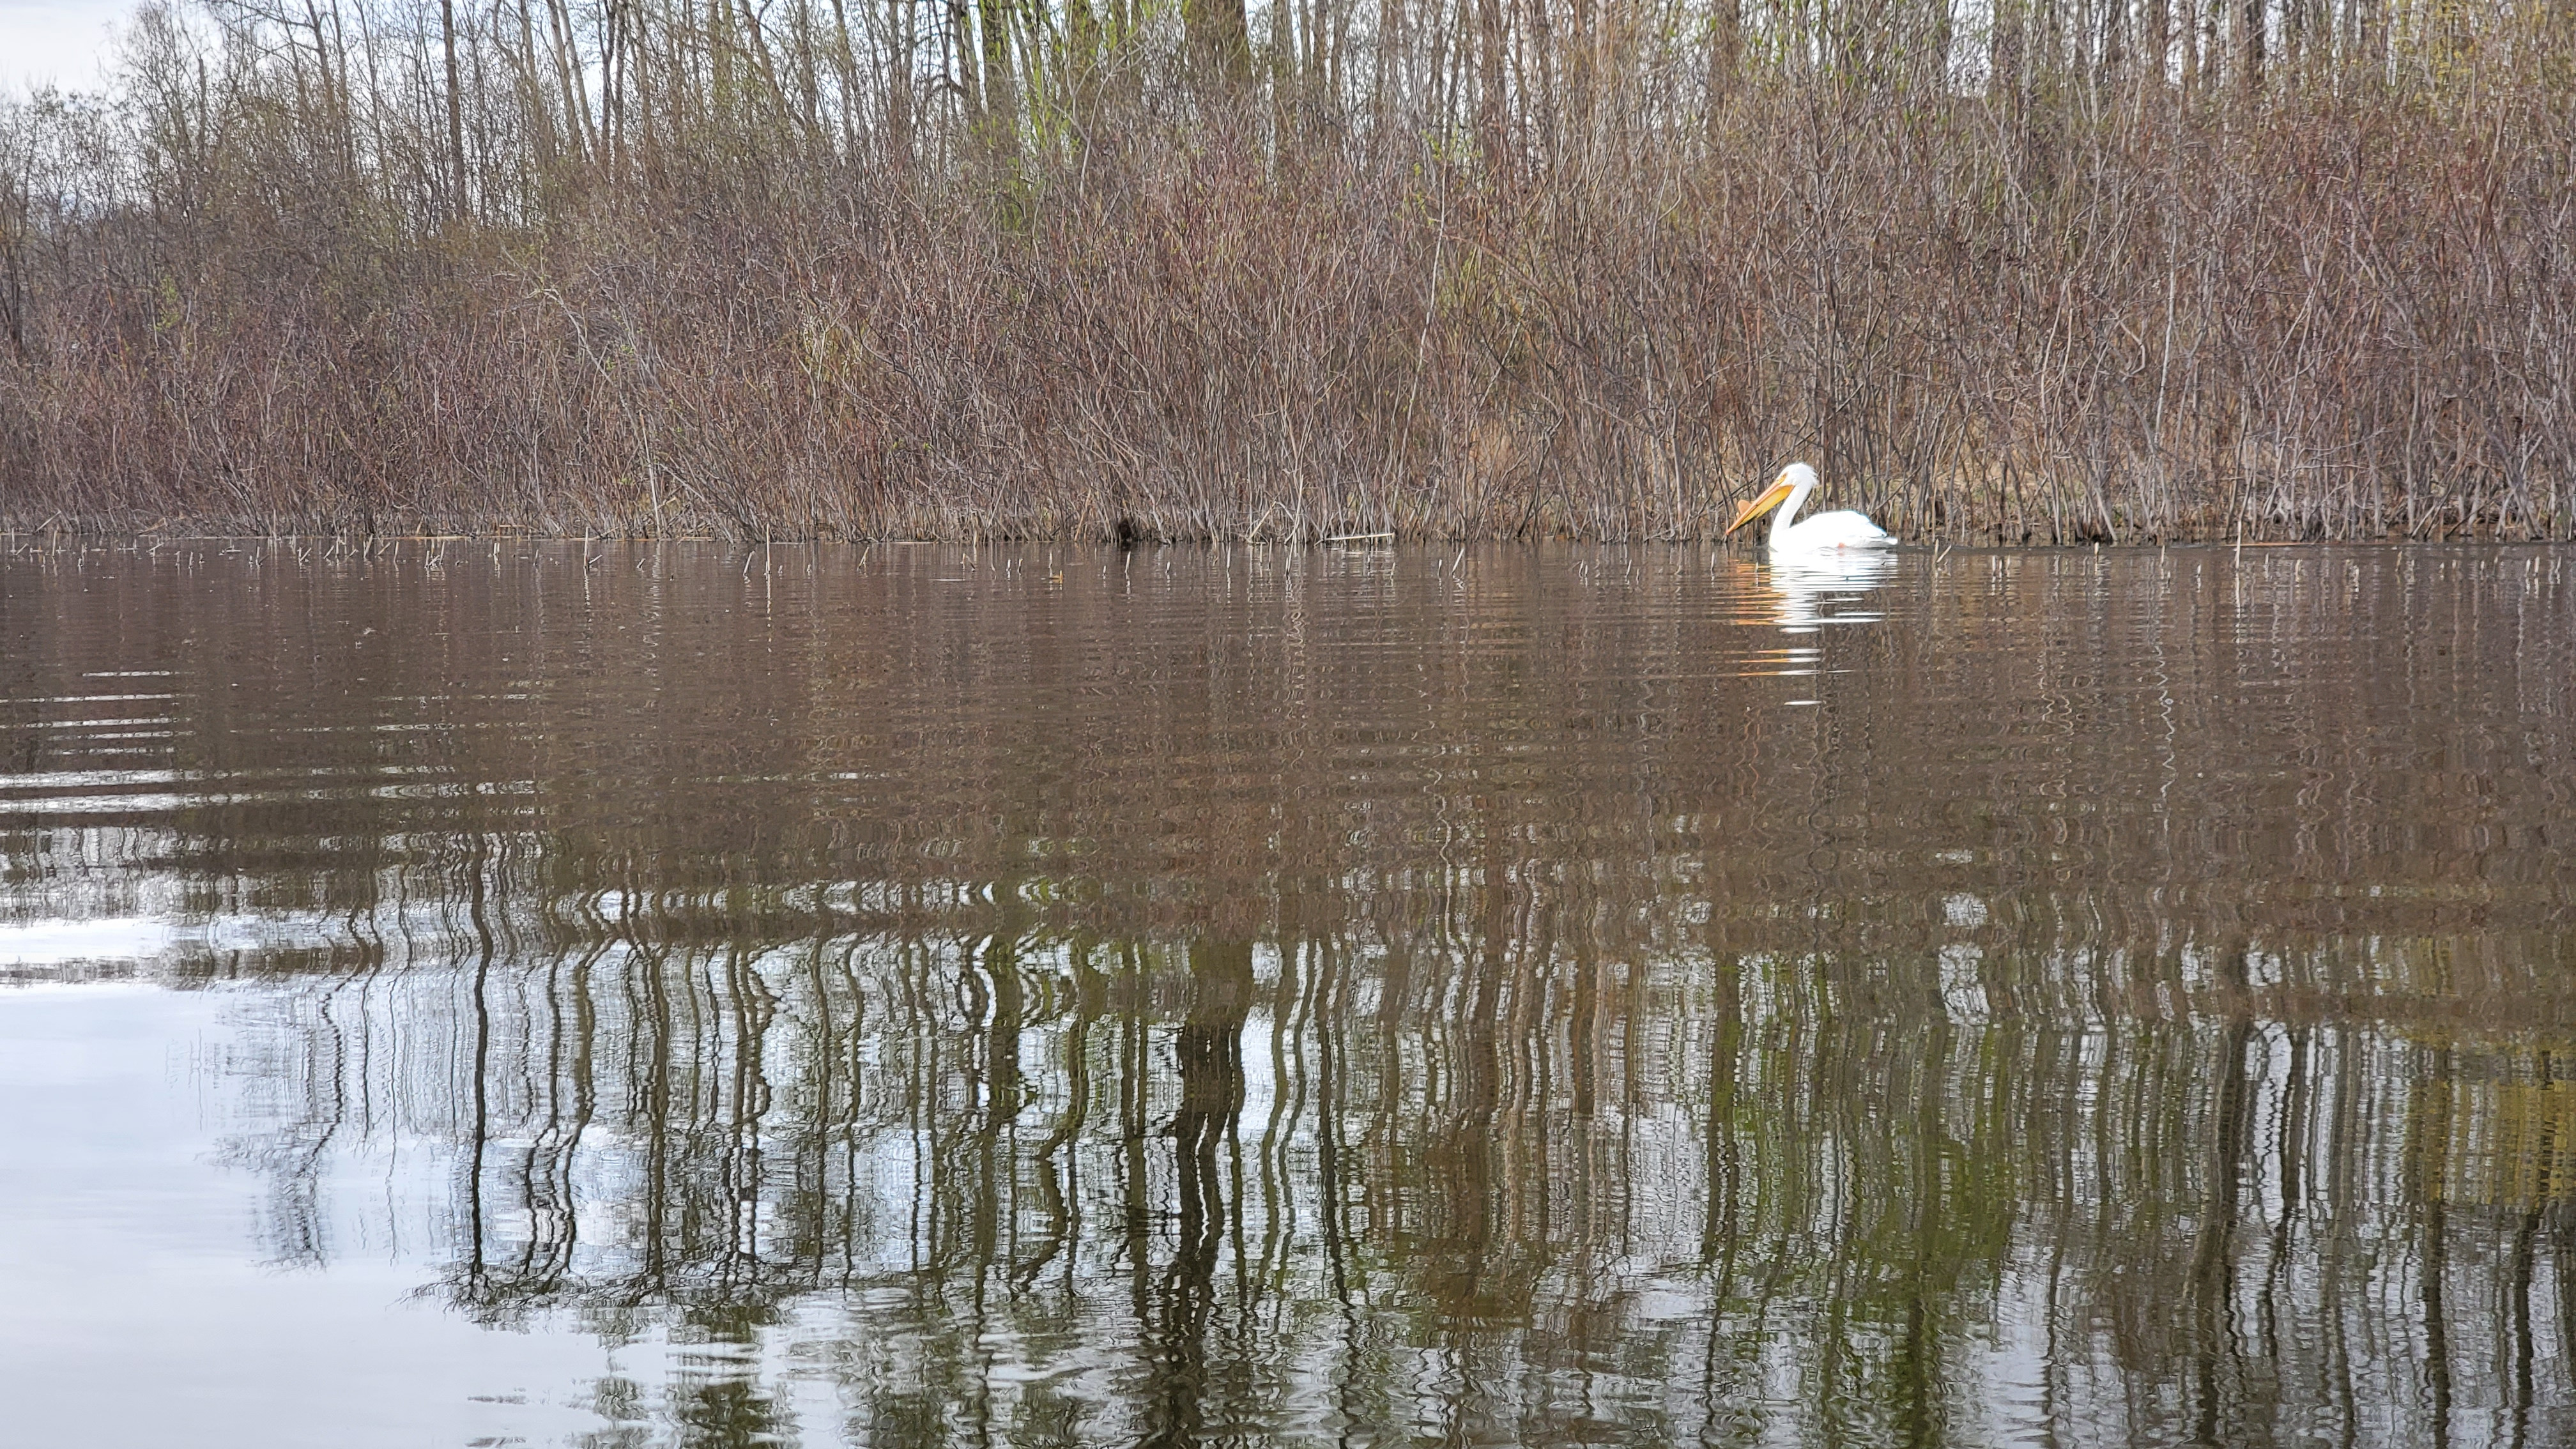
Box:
[6,520,2562,548]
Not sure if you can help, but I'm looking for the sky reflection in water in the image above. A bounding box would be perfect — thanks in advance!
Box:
[3,541,2572,1448]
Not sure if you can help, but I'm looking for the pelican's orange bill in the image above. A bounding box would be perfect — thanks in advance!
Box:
[1726,475,1796,535]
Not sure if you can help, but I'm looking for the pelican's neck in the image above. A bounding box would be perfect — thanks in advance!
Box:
[1767,479,1818,548]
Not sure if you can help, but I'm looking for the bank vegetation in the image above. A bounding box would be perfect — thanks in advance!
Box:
[1,0,2572,540]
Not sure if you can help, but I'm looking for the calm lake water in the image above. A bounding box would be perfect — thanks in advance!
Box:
[3,541,2572,1448]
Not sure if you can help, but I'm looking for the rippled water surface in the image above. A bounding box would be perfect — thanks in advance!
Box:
[3,542,2573,1448]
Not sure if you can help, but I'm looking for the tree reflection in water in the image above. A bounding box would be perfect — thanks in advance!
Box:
[6,541,2573,1446]
[214,881,2576,1447]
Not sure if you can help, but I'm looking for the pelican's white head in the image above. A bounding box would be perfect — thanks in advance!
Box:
[1724,462,1821,537]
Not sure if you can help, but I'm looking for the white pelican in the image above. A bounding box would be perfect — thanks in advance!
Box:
[1724,463,1896,552]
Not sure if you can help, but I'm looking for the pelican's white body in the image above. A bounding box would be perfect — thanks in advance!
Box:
[1756,464,1896,553]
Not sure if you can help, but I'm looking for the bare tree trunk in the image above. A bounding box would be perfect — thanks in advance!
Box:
[2241,0,2265,93]
[2180,0,2202,100]
[825,0,865,162]
[887,0,917,168]
[1993,0,2028,112]
[1475,0,1507,164]
[949,0,983,126]
[442,0,468,218]
[1186,0,1253,87]
[2200,0,2220,93]
[1374,0,1403,126]
[975,0,1019,149]
[603,0,627,178]
[544,0,599,167]
[1703,0,1740,141]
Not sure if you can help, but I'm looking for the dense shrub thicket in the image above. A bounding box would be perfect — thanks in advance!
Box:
[2,0,2571,539]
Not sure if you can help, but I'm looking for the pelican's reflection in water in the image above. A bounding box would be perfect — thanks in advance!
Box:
[1764,549,1893,632]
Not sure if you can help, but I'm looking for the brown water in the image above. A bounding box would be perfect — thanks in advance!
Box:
[2,541,2572,1448]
